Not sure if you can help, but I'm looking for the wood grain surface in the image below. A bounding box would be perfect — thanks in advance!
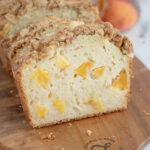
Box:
[0,57,150,150]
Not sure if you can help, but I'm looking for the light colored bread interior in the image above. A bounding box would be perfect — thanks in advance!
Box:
[20,34,130,127]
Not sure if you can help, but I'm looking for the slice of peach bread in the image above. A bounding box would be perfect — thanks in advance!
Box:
[6,16,133,127]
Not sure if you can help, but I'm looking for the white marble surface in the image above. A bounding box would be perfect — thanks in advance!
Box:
[125,0,150,70]
[143,144,150,150]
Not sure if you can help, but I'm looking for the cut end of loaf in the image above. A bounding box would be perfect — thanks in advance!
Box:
[19,34,131,127]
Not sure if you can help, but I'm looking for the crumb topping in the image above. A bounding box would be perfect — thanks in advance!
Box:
[1,16,133,76]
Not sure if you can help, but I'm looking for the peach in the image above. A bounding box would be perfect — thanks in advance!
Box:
[100,0,138,31]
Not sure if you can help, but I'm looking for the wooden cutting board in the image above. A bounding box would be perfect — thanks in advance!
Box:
[0,57,150,150]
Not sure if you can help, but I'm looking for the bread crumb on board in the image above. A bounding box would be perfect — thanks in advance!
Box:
[41,132,56,141]
[15,93,20,97]
[61,147,65,150]
[68,123,72,126]
[86,130,92,136]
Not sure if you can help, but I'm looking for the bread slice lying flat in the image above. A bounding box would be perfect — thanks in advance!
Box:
[0,0,100,74]
[5,16,134,127]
